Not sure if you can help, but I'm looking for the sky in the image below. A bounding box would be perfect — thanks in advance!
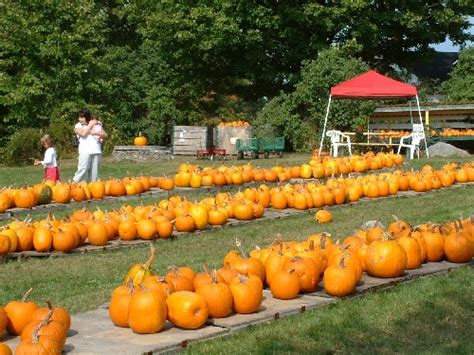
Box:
[431,16,473,52]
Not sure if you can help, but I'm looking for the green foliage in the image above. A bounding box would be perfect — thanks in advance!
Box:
[4,128,43,166]
[442,47,474,101]
[254,47,372,151]
[1,1,473,151]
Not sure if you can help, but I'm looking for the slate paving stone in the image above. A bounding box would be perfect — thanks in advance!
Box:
[208,290,334,331]
[5,308,228,354]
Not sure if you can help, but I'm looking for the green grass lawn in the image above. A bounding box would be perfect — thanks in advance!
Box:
[0,155,472,352]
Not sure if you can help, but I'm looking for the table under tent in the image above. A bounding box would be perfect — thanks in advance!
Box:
[318,70,429,158]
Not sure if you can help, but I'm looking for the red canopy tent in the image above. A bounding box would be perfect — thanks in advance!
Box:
[319,70,428,156]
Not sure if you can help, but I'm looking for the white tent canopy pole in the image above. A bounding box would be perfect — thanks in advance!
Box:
[318,95,332,157]
[415,95,430,158]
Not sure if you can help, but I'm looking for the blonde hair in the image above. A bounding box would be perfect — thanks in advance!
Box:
[40,134,53,147]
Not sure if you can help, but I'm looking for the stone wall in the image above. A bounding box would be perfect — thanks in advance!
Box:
[112,146,173,161]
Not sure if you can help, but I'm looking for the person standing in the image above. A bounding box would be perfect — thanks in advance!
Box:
[34,134,60,182]
[72,109,106,182]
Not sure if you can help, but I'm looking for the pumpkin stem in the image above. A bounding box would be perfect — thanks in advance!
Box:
[235,238,248,258]
[22,288,34,302]
[339,254,349,268]
[392,215,400,222]
[31,308,53,344]
[382,232,393,241]
[46,300,53,310]
[211,269,218,284]
[320,237,326,250]
[203,263,210,274]
[144,243,157,270]
[309,240,315,251]
[127,278,135,295]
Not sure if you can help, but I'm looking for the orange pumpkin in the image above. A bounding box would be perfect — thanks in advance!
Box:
[229,274,263,314]
[166,291,209,329]
[365,237,407,278]
[270,270,300,300]
[109,280,135,328]
[315,209,333,223]
[4,288,39,335]
[0,306,7,338]
[323,255,357,297]
[195,271,233,318]
[128,287,167,334]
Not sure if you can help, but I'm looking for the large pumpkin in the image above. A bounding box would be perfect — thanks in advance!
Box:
[166,291,209,329]
[365,237,407,278]
[128,287,167,334]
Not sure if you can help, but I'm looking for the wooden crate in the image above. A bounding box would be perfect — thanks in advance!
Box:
[214,126,253,155]
[172,126,213,155]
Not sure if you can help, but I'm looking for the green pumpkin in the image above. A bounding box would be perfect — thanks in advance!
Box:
[37,185,53,204]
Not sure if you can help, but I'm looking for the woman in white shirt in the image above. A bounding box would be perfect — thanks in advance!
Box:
[34,134,60,182]
[72,109,107,183]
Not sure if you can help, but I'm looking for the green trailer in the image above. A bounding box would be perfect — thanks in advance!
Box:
[236,137,259,159]
[258,137,285,158]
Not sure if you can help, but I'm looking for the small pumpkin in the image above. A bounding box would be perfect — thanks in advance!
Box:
[270,269,300,300]
[20,308,67,349]
[166,291,209,329]
[14,317,61,355]
[195,271,233,318]
[4,288,39,335]
[124,243,156,287]
[444,221,472,263]
[31,301,71,332]
[134,133,148,146]
[315,210,333,223]
[229,274,263,314]
[109,279,135,328]
[35,185,53,205]
[323,255,357,297]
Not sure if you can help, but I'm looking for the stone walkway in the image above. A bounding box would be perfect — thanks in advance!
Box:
[4,260,472,354]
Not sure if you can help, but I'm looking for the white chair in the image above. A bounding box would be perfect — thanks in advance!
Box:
[326,130,352,157]
[397,125,425,159]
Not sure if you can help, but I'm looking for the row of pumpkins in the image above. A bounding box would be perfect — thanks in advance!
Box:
[0,152,403,213]
[432,128,474,137]
[0,162,472,255]
[0,218,472,352]
[217,120,251,127]
[175,151,405,188]
[0,291,71,354]
[106,214,473,335]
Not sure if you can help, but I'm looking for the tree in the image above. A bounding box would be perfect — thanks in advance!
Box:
[253,46,372,151]
[442,47,474,101]
[0,1,110,130]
